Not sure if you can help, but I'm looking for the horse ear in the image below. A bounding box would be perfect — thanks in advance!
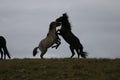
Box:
[63,13,67,16]
[63,13,68,18]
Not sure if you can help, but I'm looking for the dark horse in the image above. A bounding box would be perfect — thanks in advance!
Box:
[0,36,11,59]
[55,13,87,58]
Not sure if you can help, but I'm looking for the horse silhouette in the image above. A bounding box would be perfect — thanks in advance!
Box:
[55,13,87,58]
[0,36,11,59]
[33,21,61,59]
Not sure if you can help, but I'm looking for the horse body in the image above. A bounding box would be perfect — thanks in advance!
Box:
[56,13,87,58]
[40,28,57,48]
[0,36,11,59]
[33,21,61,58]
[60,30,83,49]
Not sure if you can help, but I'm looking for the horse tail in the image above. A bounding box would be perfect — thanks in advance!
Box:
[81,51,87,58]
[78,46,87,58]
[3,45,11,59]
[33,47,39,56]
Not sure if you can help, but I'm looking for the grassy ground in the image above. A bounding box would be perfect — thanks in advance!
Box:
[0,58,120,80]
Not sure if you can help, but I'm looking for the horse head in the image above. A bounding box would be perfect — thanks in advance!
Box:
[56,13,68,22]
[49,21,61,30]
[56,13,71,31]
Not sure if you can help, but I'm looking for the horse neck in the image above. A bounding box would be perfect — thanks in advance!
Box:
[48,27,56,35]
[61,22,71,31]
[50,27,56,32]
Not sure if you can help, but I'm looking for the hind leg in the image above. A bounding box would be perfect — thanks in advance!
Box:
[0,48,3,59]
[75,49,80,59]
[40,48,47,59]
[69,46,75,58]
[4,54,6,60]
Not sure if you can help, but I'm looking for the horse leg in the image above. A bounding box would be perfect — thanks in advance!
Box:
[56,41,61,49]
[0,48,3,59]
[51,42,58,49]
[3,45,11,59]
[54,40,61,49]
[40,48,47,59]
[52,32,61,49]
[69,46,75,58]
[79,46,87,58]
[4,53,6,60]
[56,29,61,34]
[75,49,81,59]
[51,43,59,49]
[52,39,61,49]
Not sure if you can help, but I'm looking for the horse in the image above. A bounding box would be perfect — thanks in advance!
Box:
[0,36,11,59]
[33,21,61,59]
[55,13,87,58]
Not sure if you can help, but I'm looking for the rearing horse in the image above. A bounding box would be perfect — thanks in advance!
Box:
[33,21,61,59]
[0,36,11,59]
[56,13,87,58]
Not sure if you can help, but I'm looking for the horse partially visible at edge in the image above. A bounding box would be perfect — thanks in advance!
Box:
[33,21,61,59]
[0,36,11,59]
[55,13,87,58]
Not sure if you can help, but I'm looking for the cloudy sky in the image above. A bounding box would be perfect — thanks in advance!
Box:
[0,0,120,59]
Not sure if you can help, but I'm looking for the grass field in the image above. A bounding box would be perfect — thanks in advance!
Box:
[0,58,120,80]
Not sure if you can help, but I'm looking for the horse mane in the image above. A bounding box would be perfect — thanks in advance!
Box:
[49,22,53,30]
[49,21,56,30]
[62,13,72,30]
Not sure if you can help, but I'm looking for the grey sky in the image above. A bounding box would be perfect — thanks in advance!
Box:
[0,0,120,58]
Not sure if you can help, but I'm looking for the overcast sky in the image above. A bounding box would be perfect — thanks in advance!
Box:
[0,0,120,59]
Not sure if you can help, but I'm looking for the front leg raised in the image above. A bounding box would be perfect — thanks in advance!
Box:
[51,30,61,49]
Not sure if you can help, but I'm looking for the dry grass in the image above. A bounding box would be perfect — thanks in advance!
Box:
[0,58,120,80]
